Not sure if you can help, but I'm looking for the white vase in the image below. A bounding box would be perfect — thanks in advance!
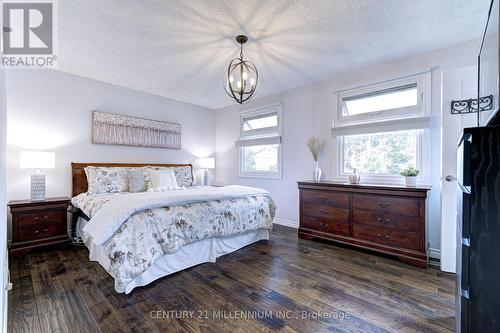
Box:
[313,161,322,182]
[405,176,417,187]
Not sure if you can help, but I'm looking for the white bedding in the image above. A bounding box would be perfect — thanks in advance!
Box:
[71,185,276,293]
[79,185,271,245]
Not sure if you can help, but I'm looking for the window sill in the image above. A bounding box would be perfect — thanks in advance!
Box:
[237,172,282,180]
[333,176,431,188]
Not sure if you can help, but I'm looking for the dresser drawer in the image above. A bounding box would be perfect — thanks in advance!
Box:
[303,205,349,223]
[353,210,421,232]
[301,190,349,207]
[17,210,66,227]
[352,224,421,251]
[17,222,66,242]
[301,216,349,236]
[353,194,420,216]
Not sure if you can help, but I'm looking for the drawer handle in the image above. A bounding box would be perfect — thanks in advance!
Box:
[319,195,328,201]
[34,230,39,234]
[377,217,391,223]
[377,233,390,239]
[319,223,328,228]
[43,228,48,232]
[44,216,49,219]
[319,209,328,214]
[377,202,389,208]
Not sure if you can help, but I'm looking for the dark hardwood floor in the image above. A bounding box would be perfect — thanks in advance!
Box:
[8,225,455,333]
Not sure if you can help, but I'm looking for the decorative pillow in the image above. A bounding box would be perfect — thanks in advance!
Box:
[127,169,148,193]
[85,167,128,194]
[172,166,194,187]
[144,168,180,192]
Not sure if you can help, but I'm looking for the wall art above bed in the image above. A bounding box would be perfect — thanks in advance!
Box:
[92,111,181,149]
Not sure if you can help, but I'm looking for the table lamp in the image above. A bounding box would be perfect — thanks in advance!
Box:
[20,151,55,201]
[197,158,215,186]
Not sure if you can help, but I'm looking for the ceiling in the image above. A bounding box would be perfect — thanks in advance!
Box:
[58,0,491,109]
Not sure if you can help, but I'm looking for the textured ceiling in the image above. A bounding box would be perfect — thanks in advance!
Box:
[58,0,490,109]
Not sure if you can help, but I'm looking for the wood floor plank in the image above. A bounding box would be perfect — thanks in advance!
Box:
[8,275,42,333]
[8,225,455,333]
[30,263,72,333]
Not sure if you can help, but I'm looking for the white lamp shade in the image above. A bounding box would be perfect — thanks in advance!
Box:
[197,157,215,169]
[20,151,55,169]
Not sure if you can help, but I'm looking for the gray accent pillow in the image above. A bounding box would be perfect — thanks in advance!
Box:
[127,169,148,192]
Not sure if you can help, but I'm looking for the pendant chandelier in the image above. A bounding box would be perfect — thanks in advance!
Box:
[224,35,259,104]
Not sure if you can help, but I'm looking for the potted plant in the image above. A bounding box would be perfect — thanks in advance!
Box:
[400,166,420,187]
[306,137,324,182]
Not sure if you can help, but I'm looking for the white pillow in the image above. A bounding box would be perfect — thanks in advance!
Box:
[144,168,180,192]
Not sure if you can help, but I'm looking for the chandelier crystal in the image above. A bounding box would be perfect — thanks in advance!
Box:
[224,35,258,104]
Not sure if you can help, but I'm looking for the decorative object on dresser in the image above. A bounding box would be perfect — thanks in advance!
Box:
[92,111,181,149]
[455,127,500,333]
[197,157,215,186]
[400,165,420,187]
[306,137,324,182]
[20,150,55,201]
[348,168,361,184]
[298,181,429,268]
[8,197,69,256]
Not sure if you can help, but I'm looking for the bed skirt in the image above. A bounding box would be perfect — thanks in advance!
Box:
[77,218,269,293]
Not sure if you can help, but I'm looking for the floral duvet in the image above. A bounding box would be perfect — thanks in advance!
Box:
[71,185,276,292]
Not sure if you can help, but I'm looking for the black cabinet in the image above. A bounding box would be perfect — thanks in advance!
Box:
[456,127,500,333]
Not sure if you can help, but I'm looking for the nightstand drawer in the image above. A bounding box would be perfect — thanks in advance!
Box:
[17,210,66,227]
[17,222,66,241]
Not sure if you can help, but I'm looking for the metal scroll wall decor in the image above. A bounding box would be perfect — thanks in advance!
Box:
[450,95,493,114]
[92,111,181,149]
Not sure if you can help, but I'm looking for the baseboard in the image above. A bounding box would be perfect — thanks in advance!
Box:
[429,248,440,267]
[273,218,299,229]
[429,248,440,259]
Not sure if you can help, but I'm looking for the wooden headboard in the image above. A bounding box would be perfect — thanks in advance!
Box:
[71,162,193,197]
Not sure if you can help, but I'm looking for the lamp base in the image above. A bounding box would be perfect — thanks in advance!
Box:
[31,173,46,201]
[203,169,211,186]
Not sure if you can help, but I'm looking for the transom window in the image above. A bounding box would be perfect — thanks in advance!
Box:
[242,113,278,132]
[342,83,418,116]
[237,104,282,178]
[332,73,431,185]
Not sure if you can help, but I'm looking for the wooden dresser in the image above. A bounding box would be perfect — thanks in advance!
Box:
[297,181,430,268]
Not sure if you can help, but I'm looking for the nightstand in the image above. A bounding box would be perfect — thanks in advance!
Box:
[8,197,70,256]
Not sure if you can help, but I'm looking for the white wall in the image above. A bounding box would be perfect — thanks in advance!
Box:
[7,69,216,200]
[0,4,8,330]
[440,65,477,272]
[216,39,480,254]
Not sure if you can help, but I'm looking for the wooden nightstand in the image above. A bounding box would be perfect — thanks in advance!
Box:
[8,197,70,256]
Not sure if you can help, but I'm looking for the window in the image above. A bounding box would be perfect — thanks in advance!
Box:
[342,130,420,175]
[342,83,418,116]
[237,104,282,178]
[334,75,427,127]
[333,73,431,184]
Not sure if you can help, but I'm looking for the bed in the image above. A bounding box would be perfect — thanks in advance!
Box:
[69,163,276,294]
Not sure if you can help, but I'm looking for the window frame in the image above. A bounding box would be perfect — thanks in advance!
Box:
[332,73,431,185]
[333,74,430,128]
[333,129,431,185]
[237,104,283,179]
